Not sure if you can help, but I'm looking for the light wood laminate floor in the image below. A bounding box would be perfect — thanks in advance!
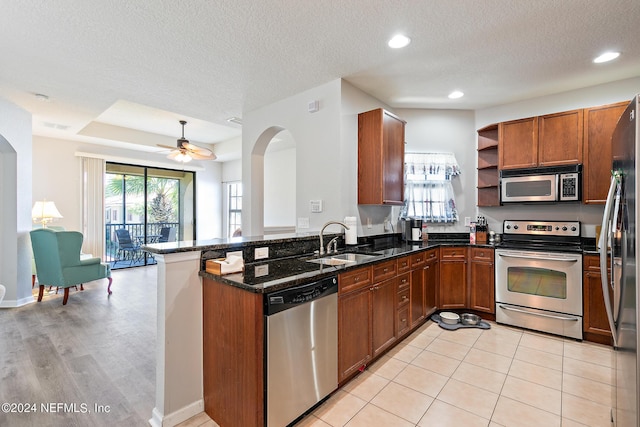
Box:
[1,266,614,427]
[0,266,157,427]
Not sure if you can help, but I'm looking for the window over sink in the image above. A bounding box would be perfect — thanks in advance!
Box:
[400,152,460,223]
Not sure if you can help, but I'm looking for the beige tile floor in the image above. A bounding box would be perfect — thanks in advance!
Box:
[179,320,614,427]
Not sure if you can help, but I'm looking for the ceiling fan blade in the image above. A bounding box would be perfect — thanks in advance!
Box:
[157,143,179,150]
[189,151,217,160]
[182,142,216,160]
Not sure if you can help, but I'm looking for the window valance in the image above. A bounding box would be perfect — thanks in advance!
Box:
[405,152,461,181]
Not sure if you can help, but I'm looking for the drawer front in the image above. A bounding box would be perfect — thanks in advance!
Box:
[397,256,411,273]
[397,306,410,336]
[397,287,410,308]
[339,266,372,294]
[424,248,438,261]
[397,272,410,290]
[373,260,397,283]
[440,246,466,260]
[410,251,426,269]
[470,247,494,262]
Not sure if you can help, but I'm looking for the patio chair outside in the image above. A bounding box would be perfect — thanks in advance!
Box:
[114,229,141,266]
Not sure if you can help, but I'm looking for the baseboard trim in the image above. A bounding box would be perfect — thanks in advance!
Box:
[149,400,204,427]
[0,296,36,308]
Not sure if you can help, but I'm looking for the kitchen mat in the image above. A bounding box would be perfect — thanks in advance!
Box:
[430,313,491,331]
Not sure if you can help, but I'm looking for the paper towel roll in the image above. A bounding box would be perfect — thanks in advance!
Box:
[344,216,357,245]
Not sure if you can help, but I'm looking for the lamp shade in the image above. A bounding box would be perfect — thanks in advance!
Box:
[32,201,63,227]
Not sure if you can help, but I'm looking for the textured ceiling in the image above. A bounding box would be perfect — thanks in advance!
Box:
[0,0,638,160]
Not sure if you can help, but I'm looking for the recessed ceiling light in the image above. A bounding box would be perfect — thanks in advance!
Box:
[448,91,464,99]
[593,51,620,63]
[226,117,243,125]
[388,34,411,49]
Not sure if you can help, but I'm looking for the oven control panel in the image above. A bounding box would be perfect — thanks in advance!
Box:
[503,220,580,237]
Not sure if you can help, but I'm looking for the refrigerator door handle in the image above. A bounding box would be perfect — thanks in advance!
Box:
[599,173,619,347]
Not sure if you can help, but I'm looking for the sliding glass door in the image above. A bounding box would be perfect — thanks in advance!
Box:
[104,163,195,269]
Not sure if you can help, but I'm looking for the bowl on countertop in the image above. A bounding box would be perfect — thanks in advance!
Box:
[460,313,481,325]
[439,312,460,325]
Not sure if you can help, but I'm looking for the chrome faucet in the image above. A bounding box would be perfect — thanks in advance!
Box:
[319,221,350,255]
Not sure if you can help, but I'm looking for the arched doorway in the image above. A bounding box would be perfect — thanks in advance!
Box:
[248,127,297,235]
[264,130,296,234]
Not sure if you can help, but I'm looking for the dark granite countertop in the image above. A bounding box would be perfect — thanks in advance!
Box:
[199,238,496,293]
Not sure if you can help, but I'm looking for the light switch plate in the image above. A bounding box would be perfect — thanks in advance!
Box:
[310,200,323,213]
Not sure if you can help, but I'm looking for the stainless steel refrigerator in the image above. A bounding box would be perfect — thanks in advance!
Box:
[600,95,639,427]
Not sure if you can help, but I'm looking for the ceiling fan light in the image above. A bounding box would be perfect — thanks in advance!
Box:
[175,152,192,163]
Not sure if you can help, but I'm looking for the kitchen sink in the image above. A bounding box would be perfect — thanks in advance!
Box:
[305,252,381,265]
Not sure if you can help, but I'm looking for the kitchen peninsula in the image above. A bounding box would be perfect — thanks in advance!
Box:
[142,231,475,427]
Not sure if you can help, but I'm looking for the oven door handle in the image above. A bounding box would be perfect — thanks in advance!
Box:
[497,253,578,263]
[498,305,579,321]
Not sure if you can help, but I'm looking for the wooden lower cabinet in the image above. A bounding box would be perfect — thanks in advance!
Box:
[338,284,372,382]
[468,247,495,314]
[583,254,613,345]
[202,278,264,427]
[438,246,467,309]
[424,250,438,316]
[372,277,397,357]
[410,252,427,327]
[338,264,398,383]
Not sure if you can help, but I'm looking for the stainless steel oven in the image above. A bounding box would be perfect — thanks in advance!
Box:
[495,220,583,340]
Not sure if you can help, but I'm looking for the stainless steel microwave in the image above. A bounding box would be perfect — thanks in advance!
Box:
[500,165,581,204]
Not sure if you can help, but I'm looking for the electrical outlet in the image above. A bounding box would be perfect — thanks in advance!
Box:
[298,217,310,229]
[254,264,269,277]
[464,217,471,227]
[384,218,392,232]
[255,247,269,260]
[367,218,372,229]
[226,251,243,259]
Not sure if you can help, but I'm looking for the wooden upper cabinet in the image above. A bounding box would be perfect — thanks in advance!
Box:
[500,109,583,170]
[538,109,583,167]
[499,117,538,169]
[358,108,406,205]
[583,101,629,204]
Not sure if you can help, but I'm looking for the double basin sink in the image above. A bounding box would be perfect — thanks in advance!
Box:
[305,251,383,266]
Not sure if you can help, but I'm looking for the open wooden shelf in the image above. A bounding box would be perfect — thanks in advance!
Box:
[477,124,500,207]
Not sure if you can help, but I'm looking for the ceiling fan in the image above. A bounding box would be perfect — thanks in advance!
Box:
[158,120,216,163]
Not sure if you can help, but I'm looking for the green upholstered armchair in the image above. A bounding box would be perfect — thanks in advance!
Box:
[30,228,112,305]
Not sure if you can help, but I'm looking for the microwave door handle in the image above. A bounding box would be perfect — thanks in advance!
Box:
[599,174,618,347]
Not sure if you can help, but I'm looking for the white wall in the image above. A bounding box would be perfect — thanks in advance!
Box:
[238,76,639,239]
[32,136,224,240]
[264,146,296,227]
[242,79,343,235]
[475,77,640,237]
[398,108,476,233]
[0,97,33,307]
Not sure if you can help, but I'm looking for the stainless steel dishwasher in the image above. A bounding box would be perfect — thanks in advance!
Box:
[265,276,338,427]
